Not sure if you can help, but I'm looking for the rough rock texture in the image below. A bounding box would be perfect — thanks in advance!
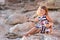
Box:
[0,0,60,40]
[48,11,60,30]
[9,22,35,34]
[49,11,60,23]
[0,0,5,5]
[20,33,58,40]
[5,22,35,39]
[4,10,60,40]
[6,13,29,25]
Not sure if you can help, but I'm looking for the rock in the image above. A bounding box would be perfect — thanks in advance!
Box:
[0,9,16,18]
[0,0,5,5]
[49,11,60,24]
[42,35,57,40]
[20,33,58,40]
[21,36,28,40]
[24,11,36,18]
[55,0,60,7]
[6,22,35,38]
[0,23,12,40]
[47,0,55,5]
[48,11,60,31]
[23,3,37,11]
[0,23,12,33]
[6,13,29,25]
[5,22,35,39]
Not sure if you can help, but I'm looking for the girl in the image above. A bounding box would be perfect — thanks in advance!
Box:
[23,6,53,37]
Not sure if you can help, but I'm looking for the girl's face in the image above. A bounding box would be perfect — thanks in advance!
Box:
[40,8,46,15]
[37,8,46,16]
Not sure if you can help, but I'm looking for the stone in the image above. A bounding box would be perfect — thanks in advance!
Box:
[5,22,35,39]
[8,22,34,36]
[0,0,5,5]
[20,33,58,40]
[9,22,34,33]
[6,13,29,25]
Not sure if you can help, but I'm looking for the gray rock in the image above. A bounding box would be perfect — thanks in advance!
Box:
[49,11,60,24]
[9,22,35,36]
[0,0,5,5]
[5,22,35,39]
[6,14,29,25]
[20,33,58,40]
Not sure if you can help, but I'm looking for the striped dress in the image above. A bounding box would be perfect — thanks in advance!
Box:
[35,15,51,33]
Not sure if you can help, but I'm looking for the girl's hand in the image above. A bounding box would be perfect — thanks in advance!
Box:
[35,17,38,22]
[45,22,53,28]
[45,24,50,28]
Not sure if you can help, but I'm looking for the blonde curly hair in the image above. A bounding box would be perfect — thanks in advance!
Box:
[36,6,48,16]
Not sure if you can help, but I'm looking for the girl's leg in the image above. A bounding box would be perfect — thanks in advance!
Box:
[50,28,53,34]
[35,28,41,33]
[49,22,53,34]
[24,27,38,36]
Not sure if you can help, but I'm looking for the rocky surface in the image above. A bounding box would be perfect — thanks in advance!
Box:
[9,22,34,34]
[0,0,60,40]
[6,13,29,25]
[20,33,59,40]
[0,10,59,40]
[0,9,60,40]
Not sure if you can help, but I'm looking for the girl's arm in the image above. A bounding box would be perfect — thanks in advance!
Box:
[46,15,53,23]
[34,17,38,22]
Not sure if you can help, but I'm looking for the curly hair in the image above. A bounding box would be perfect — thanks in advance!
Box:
[36,6,48,16]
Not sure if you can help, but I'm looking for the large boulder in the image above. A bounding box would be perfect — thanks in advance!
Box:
[0,0,5,5]
[0,23,12,40]
[48,11,60,26]
[6,13,29,25]
[9,22,35,35]
[5,22,35,39]
[48,11,60,30]
[20,33,58,40]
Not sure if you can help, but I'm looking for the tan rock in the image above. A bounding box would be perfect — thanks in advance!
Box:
[9,22,35,35]
[21,33,58,40]
[6,14,29,25]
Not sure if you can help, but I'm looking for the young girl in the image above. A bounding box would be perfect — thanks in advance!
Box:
[23,6,53,37]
